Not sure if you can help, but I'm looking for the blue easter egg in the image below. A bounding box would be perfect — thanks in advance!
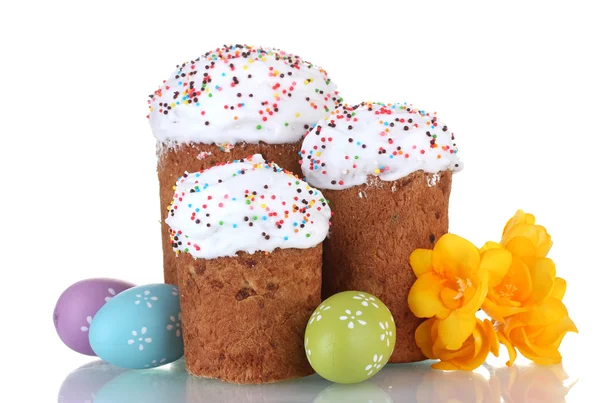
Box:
[89,284,183,369]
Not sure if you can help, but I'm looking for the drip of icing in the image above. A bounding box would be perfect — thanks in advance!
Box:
[148,45,341,145]
[300,102,463,190]
[165,154,332,259]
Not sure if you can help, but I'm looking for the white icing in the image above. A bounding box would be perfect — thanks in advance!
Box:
[149,45,340,145]
[300,102,463,190]
[165,154,331,259]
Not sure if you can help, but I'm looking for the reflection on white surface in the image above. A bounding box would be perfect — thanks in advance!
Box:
[372,362,496,402]
[58,361,127,403]
[58,359,578,403]
[489,363,576,403]
[94,359,188,402]
[315,382,392,403]
[185,372,326,402]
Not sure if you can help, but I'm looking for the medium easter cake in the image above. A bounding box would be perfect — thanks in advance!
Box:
[300,101,463,363]
[165,154,331,383]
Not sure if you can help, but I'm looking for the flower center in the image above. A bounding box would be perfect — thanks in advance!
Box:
[499,283,518,298]
[454,277,472,300]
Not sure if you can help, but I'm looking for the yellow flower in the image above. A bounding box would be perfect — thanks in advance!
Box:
[497,292,578,366]
[415,317,499,371]
[408,233,511,349]
[502,210,553,264]
[481,210,557,323]
[481,241,557,323]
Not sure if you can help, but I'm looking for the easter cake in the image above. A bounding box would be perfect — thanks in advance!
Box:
[148,44,341,287]
[165,154,331,384]
[300,102,463,363]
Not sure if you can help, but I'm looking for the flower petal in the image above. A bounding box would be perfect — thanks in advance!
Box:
[511,298,568,327]
[436,345,486,371]
[483,319,499,357]
[534,316,578,347]
[502,210,527,238]
[527,258,556,304]
[410,249,434,278]
[440,287,461,310]
[482,297,528,323]
[480,247,512,288]
[482,298,507,323]
[511,327,563,365]
[432,234,481,279]
[460,269,488,315]
[415,318,438,359]
[497,331,517,366]
[503,317,527,336]
[525,350,563,366]
[536,226,553,257]
[523,213,536,224]
[503,237,537,268]
[448,321,490,371]
[408,272,451,319]
[550,277,567,301]
[480,241,503,253]
[438,311,477,350]
[471,320,485,358]
[504,223,540,246]
[434,337,474,361]
[503,257,533,302]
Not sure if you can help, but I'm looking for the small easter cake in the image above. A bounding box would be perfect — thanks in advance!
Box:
[166,154,331,384]
[300,102,463,363]
[148,44,340,286]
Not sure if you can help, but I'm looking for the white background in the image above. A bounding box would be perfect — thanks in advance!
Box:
[1,0,598,401]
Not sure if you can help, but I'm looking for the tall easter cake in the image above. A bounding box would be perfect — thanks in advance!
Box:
[300,102,463,363]
[148,44,340,286]
[166,154,331,383]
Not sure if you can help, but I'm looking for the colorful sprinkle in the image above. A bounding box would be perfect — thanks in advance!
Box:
[166,154,332,259]
[148,45,342,145]
[300,102,463,190]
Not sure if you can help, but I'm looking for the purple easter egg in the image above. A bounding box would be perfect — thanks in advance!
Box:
[54,278,135,355]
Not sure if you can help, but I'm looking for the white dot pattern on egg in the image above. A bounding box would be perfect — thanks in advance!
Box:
[80,316,92,332]
[134,290,159,308]
[304,291,396,384]
[166,313,182,338]
[309,304,331,325]
[353,293,380,308]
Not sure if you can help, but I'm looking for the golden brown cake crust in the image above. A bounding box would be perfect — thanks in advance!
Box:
[322,170,452,363]
[177,245,322,384]
[157,140,303,287]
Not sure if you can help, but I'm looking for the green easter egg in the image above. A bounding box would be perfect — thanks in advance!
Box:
[305,291,396,384]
